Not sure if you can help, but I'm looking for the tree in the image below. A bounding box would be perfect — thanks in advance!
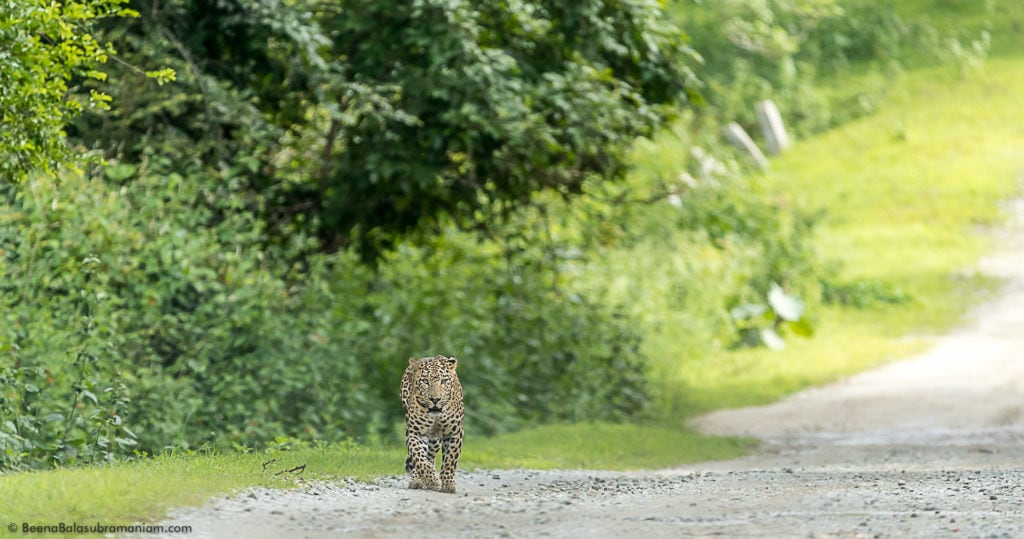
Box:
[0,0,140,180]
[76,0,699,260]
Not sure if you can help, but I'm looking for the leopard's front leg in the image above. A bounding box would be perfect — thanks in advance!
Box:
[405,430,440,490]
[439,428,463,494]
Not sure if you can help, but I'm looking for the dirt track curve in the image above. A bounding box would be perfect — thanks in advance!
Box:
[154,198,1024,538]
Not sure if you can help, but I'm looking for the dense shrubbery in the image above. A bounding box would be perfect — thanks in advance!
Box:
[1,169,645,469]
[75,0,698,262]
[2,0,685,470]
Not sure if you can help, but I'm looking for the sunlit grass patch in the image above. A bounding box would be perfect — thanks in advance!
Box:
[464,423,750,471]
[0,444,408,529]
[0,426,745,532]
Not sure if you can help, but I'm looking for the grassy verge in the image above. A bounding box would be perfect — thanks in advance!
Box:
[0,429,750,527]
[0,445,402,528]
[465,423,750,470]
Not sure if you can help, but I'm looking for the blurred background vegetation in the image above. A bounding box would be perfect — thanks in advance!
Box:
[1,0,1021,471]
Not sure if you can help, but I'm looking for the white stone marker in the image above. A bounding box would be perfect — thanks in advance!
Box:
[755,99,790,156]
[724,122,768,169]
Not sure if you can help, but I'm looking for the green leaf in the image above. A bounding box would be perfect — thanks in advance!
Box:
[788,318,815,338]
[104,163,137,181]
[768,283,805,322]
[144,68,177,85]
[80,389,98,404]
[114,437,137,447]
[759,327,786,350]
[730,303,768,320]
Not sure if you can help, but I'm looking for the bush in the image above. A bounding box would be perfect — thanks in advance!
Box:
[0,167,649,469]
[0,180,139,469]
[348,231,648,435]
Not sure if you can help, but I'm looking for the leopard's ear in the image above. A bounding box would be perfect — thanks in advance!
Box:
[445,356,458,370]
[409,357,419,368]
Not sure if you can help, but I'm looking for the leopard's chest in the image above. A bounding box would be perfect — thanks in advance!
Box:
[409,411,451,437]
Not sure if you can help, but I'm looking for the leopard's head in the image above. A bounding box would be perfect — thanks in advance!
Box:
[409,355,459,415]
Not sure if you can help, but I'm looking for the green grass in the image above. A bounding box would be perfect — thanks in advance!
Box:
[465,423,750,470]
[0,445,402,527]
[0,429,749,530]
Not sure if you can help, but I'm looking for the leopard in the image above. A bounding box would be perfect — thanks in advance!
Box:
[400,355,464,494]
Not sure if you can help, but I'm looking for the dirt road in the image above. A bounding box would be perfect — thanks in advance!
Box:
[157,199,1024,538]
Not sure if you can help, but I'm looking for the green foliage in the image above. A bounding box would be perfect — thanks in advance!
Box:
[351,231,648,435]
[312,0,700,259]
[0,0,138,179]
[730,283,814,349]
[0,0,687,467]
[677,0,864,135]
[593,128,825,355]
[614,0,1001,361]
[655,48,1024,414]
[0,182,138,469]
[0,169,336,463]
[0,163,649,469]
[0,348,137,471]
[672,0,996,137]
[77,0,699,261]
[822,278,909,308]
[2,0,681,471]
